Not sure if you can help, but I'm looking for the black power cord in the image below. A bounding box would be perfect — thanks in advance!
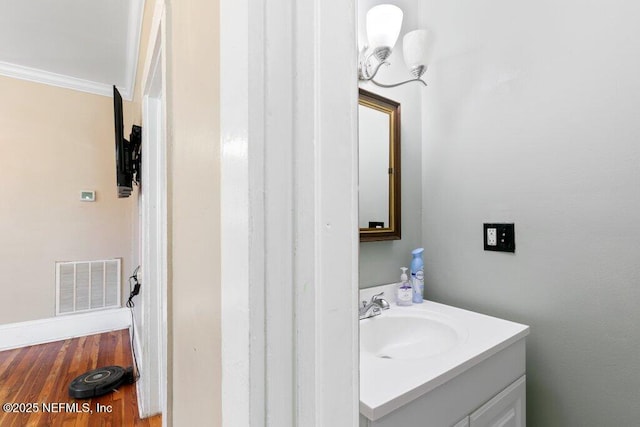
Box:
[126,266,141,308]
[126,266,141,383]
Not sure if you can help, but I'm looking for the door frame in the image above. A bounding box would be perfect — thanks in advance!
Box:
[220,0,359,424]
[138,0,167,421]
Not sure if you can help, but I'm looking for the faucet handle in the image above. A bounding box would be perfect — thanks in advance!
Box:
[371,292,390,310]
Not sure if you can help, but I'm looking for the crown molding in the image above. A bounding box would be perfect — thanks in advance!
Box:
[124,0,146,102]
[0,61,133,101]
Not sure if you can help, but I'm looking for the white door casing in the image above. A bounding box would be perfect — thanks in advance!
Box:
[220,0,359,425]
[138,0,167,420]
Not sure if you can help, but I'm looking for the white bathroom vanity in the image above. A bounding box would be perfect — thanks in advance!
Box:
[359,285,529,427]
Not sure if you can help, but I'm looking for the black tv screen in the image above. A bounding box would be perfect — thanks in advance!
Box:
[113,86,141,198]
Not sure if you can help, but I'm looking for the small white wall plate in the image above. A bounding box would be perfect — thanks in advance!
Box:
[80,190,96,202]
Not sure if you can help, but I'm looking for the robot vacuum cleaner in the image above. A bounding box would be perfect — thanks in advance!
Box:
[68,365,135,399]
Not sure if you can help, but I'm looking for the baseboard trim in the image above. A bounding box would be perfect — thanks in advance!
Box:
[0,308,132,352]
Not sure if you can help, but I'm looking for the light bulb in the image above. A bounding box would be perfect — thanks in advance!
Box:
[366,4,403,54]
[403,29,432,77]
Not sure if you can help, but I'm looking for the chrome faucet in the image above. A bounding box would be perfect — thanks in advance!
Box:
[359,292,390,320]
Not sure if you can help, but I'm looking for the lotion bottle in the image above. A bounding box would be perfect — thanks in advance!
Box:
[396,267,412,306]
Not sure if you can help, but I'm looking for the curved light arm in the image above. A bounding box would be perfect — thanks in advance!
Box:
[360,58,428,87]
[359,58,388,81]
[358,42,429,88]
[370,78,427,88]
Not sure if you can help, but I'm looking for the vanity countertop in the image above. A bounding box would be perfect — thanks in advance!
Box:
[359,297,529,421]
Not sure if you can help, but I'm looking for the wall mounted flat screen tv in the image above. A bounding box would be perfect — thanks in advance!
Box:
[113,85,141,198]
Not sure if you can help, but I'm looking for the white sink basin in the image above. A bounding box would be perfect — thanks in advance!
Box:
[358,291,529,422]
[360,312,465,359]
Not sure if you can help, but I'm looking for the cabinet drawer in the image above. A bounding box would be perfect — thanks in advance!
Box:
[469,375,526,427]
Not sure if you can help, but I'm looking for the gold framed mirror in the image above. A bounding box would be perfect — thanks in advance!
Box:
[358,88,401,242]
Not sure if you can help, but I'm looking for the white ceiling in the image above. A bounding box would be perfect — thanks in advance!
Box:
[0,0,144,100]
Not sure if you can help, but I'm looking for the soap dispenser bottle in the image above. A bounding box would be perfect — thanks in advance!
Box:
[411,248,425,303]
[396,267,412,306]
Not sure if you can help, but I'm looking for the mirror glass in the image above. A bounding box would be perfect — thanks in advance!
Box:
[359,104,390,228]
[358,88,401,242]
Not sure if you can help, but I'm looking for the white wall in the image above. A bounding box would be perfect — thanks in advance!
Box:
[0,76,139,325]
[0,0,156,328]
[358,0,423,288]
[420,0,640,424]
[166,0,222,424]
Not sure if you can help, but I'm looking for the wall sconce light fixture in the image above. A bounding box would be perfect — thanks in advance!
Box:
[359,4,432,88]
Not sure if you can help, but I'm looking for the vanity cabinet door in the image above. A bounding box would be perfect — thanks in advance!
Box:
[469,375,525,427]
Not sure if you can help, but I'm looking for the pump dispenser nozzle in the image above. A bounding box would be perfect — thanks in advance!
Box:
[397,267,413,306]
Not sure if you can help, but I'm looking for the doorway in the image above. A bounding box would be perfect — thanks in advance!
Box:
[137,17,167,419]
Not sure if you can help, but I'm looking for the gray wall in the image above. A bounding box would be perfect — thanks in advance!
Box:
[420,0,640,425]
[358,0,423,288]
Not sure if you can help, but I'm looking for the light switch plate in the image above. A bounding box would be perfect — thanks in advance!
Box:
[483,223,515,252]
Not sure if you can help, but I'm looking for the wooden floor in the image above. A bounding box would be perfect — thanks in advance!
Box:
[0,329,161,427]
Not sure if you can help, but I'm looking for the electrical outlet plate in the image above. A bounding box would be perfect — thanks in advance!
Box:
[483,223,515,252]
[487,228,497,246]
